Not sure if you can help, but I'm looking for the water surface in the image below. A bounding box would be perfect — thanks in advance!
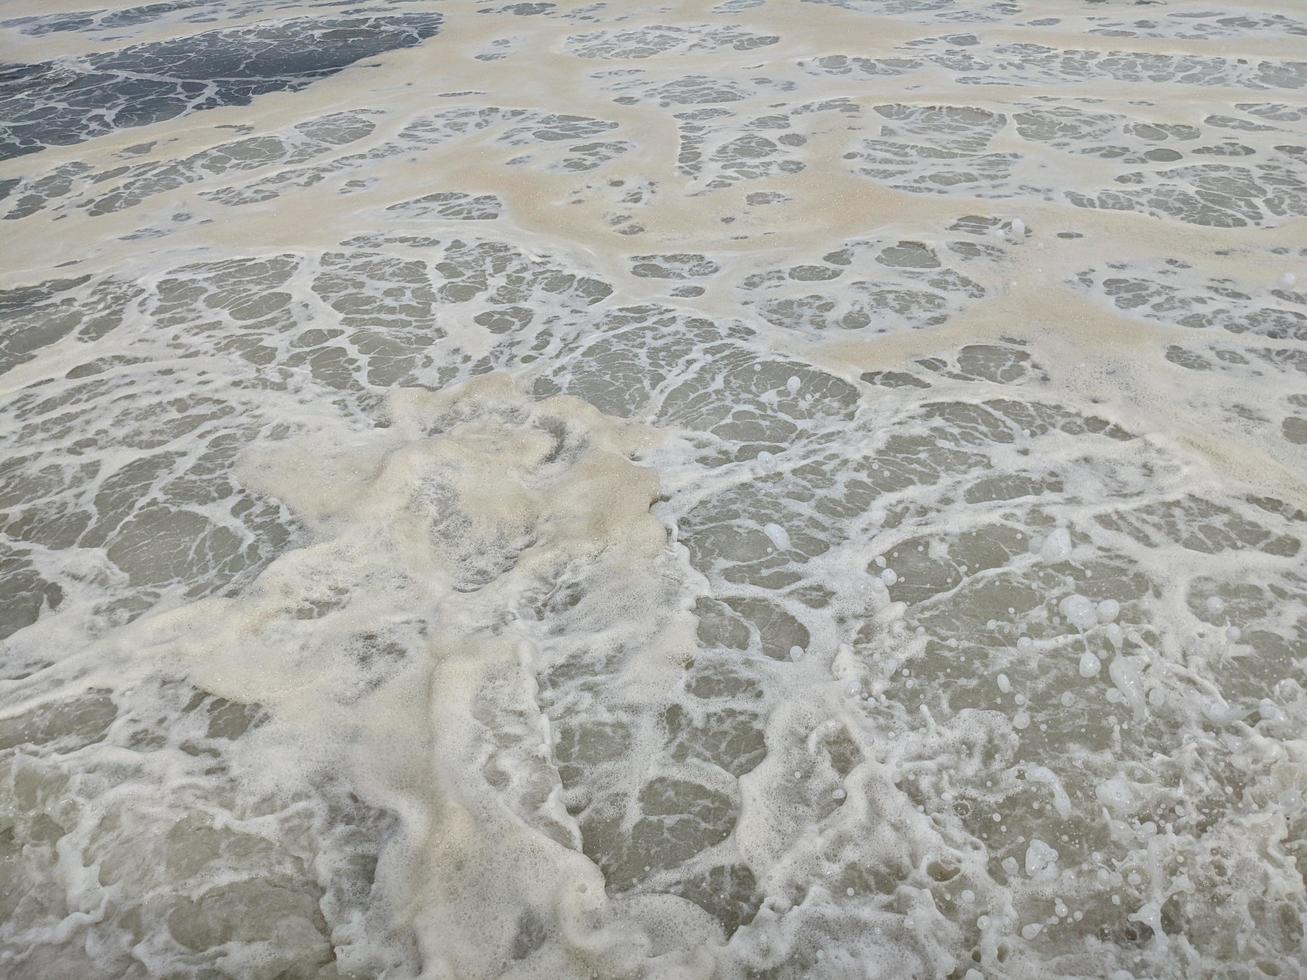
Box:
[1,0,1305,977]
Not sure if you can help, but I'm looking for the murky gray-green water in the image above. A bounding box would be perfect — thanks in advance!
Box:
[1,0,1305,977]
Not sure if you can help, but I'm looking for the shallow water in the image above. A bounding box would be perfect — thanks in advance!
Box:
[0,1,1305,977]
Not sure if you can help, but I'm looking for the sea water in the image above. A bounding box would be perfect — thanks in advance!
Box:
[0,0,1305,977]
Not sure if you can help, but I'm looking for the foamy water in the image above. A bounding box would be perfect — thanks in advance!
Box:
[1,1,1305,977]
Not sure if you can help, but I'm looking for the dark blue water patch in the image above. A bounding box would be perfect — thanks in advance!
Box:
[0,13,441,161]
[1,0,412,37]
[3,1,210,36]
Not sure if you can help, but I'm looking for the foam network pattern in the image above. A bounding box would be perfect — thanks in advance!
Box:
[1,0,1305,977]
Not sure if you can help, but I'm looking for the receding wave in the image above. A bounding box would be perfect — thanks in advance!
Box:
[0,1,1304,977]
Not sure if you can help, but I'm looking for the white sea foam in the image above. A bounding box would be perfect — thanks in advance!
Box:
[0,0,1305,977]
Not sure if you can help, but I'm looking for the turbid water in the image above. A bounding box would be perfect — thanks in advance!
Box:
[1,1,1305,977]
